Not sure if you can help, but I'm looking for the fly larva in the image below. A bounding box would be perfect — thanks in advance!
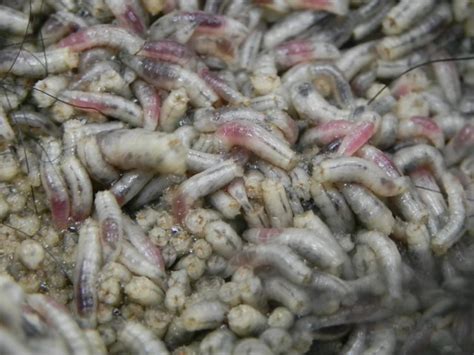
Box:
[122,215,165,271]
[259,327,293,355]
[290,82,351,123]
[443,123,474,166]
[382,0,435,35]
[0,5,32,36]
[0,330,31,354]
[376,50,429,79]
[172,159,243,223]
[0,107,15,145]
[0,47,79,78]
[173,126,199,150]
[261,179,293,228]
[218,281,241,307]
[206,254,235,278]
[33,75,70,109]
[400,222,436,278]
[251,53,281,95]
[124,276,165,306]
[353,0,392,40]
[63,120,125,158]
[27,294,92,355]
[289,164,311,201]
[83,329,107,355]
[263,110,299,144]
[355,230,403,300]
[300,119,353,148]
[96,128,187,174]
[249,94,288,113]
[61,155,93,223]
[232,338,273,355]
[149,11,248,44]
[164,285,187,314]
[340,324,367,355]
[395,93,430,121]
[40,137,71,231]
[175,254,206,281]
[397,73,434,105]
[371,112,398,148]
[137,39,198,69]
[279,0,349,15]
[262,274,311,316]
[301,119,375,156]
[10,110,61,138]
[77,135,121,185]
[293,210,354,274]
[393,143,446,178]
[284,63,354,108]
[239,26,264,70]
[160,88,189,133]
[131,80,161,131]
[232,267,266,310]
[95,190,124,263]
[57,24,145,54]
[433,112,466,140]
[274,39,340,70]
[363,322,397,355]
[204,220,243,259]
[119,321,170,355]
[193,106,266,133]
[110,170,153,207]
[431,172,466,255]
[0,77,27,112]
[191,133,226,153]
[432,51,462,105]
[197,64,248,105]
[121,54,218,107]
[293,301,392,336]
[313,156,409,197]
[340,183,395,235]
[181,300,228,332]
[183,208,221,237]
[419,89,452,116]
[267,307,294,330]
[78,48,116,73]
[128,174,184,210]
[59,90,143,127]
[215,120,297,170]
[39,10,89,47]
[352,68,378,97]
[263,10,325,49]
[310,269,356,306]
[336,41,376,81]
[74,218,101,329]
[199,328,236,355]
[71,61,132,98]
[397,116,445,149]
[119,240,167,287]
[228,304,267,337]
[232,244,312,285]
[309,181,356,235]
[228,179,271,228]
[209,190,241,219]
[377,3,452,60]
[186,150,225,172]
[244,228,346,272]
[104,0,149,35]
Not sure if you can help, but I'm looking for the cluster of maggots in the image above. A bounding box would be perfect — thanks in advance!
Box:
[0,0,473,354]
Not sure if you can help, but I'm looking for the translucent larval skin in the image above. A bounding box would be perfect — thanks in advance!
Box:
[2,0,474,354]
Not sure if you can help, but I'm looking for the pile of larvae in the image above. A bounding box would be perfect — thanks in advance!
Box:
[0,0,473,354]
